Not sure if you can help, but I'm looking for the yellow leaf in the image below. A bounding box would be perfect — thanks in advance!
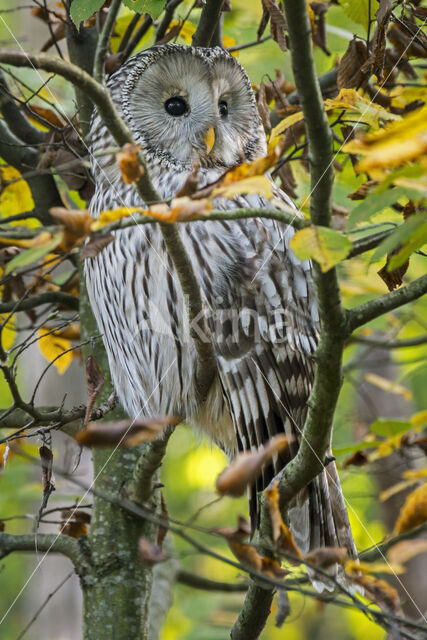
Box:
[0,314,15,350]
[344,106,427,177]
[290,225,352,272]
[411,410,427,428]
[345,559,404,575]
[364,373,412,401]
[0,231,58,250]
[0,166,34,222]
[38,329,72,375]
[212,175,273,200]
[394,483,427,534]
[91,207,145,231]
[169,20,196,43]
[223,34,237,55]
[270,111,304,139]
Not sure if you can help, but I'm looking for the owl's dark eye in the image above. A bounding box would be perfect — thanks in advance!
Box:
[218,100,228,117]
[164,97,188,116]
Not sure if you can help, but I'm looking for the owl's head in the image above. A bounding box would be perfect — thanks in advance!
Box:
[118,45,266,170]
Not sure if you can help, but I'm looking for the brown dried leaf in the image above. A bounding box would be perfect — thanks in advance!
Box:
[60,521,88,538]
[388,539,427,567]
[216,434,289,497]
[265,481,302,561]
[175,163,200,197]
[343,450,370,468]
[276,162,297,200]
[40,22,66,53]
[83,355,105,429]
[353,574,401,612]
[347,180,378,200]
[378,258,409,291]
[261,556,288,579]
[139,538,168,565]
[28,105,66,129]
[257,81,271,131]
[60,509,91,524]
[169,197,212,222]
[369,0,394,81]
[338,38,368,89]
[0,520,4,532]
[394,483,427,534]
[262,0,288,52]
[81,233,114,259]
[311,2,330,55]
[116,144,144,184]
[304,546,347,568]
[228,540,264,572]
[39,445,53,496]
[75,416,179,448]
[213,515,252,542]
[50,207,94,251]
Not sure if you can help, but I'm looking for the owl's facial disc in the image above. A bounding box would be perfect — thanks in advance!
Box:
[125,47,266,170]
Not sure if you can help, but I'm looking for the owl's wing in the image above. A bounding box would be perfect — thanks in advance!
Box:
[184,187,355,557]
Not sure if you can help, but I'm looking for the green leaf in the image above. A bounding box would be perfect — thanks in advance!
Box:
[333,440,379,456]
[70,0,104,25]
[290,226,352,272]
[371,212,427,266]
[348,187,409,228]
[337,0,371,32]
[122,0,166,18]
[370,419,412,438]
[5,234,62,275]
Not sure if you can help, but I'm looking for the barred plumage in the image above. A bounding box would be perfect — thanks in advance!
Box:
[85,45,356,581]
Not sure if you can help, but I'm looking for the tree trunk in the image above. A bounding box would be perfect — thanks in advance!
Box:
[79,269,159,640]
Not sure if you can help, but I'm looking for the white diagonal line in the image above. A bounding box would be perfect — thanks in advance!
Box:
[251,356,427,621]
[0,358,177,625]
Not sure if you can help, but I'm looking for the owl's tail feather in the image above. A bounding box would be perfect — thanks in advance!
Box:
[288,454,358,592]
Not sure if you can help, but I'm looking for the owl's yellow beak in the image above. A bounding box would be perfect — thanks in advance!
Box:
[204,127,215,154]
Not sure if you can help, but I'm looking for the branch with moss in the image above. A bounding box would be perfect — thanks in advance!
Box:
[0,532,85,569]
[231,0,344,635]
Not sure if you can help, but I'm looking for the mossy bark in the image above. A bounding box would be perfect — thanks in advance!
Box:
[79,269,159,640]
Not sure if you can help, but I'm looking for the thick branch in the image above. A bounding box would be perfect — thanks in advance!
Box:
[346,274,427,335]
[232,3,343,635]
[65,18,97,136]
[192,0,224,47]
[0,532,83,568]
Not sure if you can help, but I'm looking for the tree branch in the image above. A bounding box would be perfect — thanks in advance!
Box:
[0,532,84,568]
[94,0,122,83]
[0,69,45,145]
[0,291,79,314]
[177,569,248,592]
[232,2,345,635]
[346,274,427,335]
[192,0,224,47]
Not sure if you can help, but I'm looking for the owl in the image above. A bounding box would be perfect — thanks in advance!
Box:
[86,44,356,573]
